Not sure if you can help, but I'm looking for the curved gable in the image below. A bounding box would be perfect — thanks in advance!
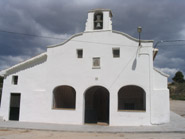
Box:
[47,32,83,48]
[113,30,153,43]
[47,30,154,50]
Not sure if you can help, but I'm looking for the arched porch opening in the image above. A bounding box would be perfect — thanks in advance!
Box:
[84,86,109,124]
[118,85,146,111]
[53,85,76,109]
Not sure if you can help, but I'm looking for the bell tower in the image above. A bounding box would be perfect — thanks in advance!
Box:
[85,9,112,32]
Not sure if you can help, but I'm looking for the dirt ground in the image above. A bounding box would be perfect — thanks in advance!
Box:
[0,100,184,139]
[170,100,185,118]
[0,129,185,139]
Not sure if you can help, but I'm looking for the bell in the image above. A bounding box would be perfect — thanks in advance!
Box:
[96,22,101,28]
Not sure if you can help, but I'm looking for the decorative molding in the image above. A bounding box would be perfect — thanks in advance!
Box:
[47,33,83,48]
[113,30,153,43]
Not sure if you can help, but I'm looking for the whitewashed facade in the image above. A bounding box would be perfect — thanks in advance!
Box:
[0,9,170,126]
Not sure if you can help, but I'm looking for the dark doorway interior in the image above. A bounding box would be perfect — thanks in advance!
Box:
[9,93,21,121]
[53,86,76,109]
[118,85,146,111]
[85,86,109,124]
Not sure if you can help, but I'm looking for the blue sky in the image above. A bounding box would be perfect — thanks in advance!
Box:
[0,0,185,81]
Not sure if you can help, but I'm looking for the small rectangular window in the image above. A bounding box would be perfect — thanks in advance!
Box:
[77,49,83,58]
[93,57,100,68]
[113,48,120,58]
[12,76,18,85]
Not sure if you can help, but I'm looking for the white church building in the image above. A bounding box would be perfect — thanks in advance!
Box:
[0,9,170,126]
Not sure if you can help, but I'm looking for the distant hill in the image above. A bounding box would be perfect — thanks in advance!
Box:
[168,82,185,100]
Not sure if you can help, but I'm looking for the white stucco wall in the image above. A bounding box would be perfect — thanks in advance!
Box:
[150,69,170,124]
[153,69,168,89]
[0,30,169,126]
[0,56,47,120]
[151,89,170,124]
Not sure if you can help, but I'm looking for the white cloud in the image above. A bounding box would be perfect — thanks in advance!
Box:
[171,57,184,64]
[159,67,179,77]
[73,0,100,5]
[36,23,72,46]
[179,24,185,39]
[0,55,30,71]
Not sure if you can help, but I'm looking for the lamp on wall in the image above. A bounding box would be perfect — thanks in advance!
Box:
[137,26,142,46]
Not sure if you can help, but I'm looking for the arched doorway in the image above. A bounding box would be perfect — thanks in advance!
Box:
[84,86,109,124]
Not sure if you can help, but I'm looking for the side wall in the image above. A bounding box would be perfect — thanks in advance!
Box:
[151,69,170,124]
[0,57,47,121]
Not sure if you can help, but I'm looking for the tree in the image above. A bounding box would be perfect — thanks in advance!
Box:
[172,71,185,83]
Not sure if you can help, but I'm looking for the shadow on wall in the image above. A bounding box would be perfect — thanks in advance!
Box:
[132,58,137,71]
